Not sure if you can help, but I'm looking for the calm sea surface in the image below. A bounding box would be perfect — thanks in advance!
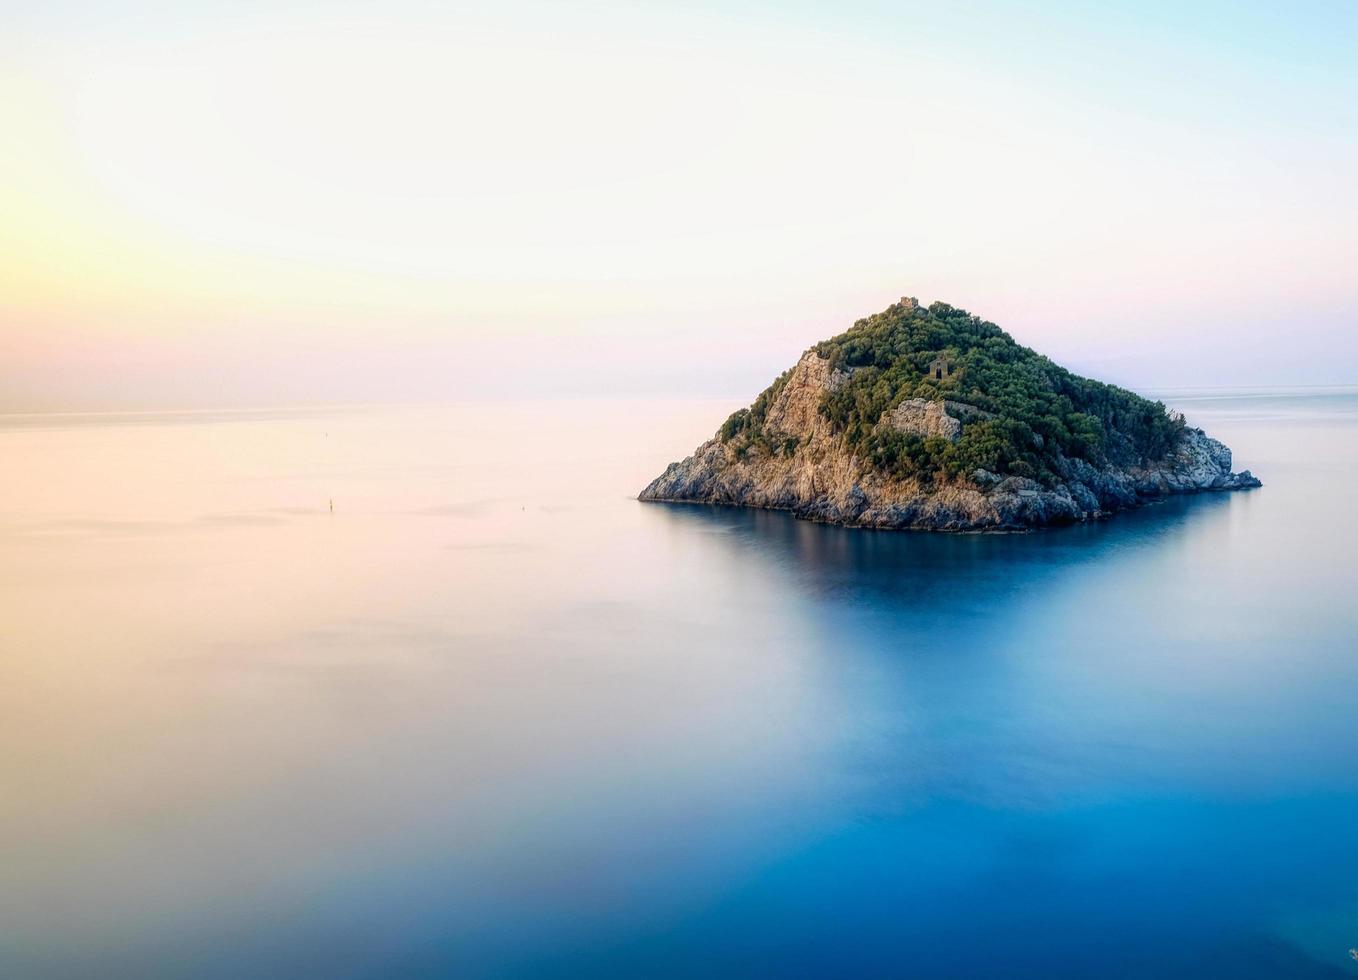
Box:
[2,389,1357,978]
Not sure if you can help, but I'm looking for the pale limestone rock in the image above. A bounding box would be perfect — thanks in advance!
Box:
[882,399,962,441]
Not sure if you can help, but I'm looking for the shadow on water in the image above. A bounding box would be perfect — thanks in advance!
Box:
[642,491,1236,613]
[613,490,1358,980]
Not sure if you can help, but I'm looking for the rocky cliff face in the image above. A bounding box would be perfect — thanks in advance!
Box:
[640,349,1260,531]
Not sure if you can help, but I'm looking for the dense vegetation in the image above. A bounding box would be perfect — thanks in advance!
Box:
[718,299,1185,485]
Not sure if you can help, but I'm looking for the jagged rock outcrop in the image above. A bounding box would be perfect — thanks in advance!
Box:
[639,301,1260,532]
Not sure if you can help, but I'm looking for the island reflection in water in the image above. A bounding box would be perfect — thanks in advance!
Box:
[0,390,1355,978]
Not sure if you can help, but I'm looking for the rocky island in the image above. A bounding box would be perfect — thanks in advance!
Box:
[640,297,1260,531]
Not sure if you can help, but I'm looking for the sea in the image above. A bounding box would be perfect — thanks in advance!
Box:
[2,387,1356,978]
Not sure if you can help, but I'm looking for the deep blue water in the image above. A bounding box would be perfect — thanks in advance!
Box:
[1,390,1356,977]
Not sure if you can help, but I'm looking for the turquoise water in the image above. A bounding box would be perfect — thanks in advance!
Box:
[1,390,1356,977]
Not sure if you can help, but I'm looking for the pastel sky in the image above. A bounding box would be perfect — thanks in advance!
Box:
[4,0,1356,411]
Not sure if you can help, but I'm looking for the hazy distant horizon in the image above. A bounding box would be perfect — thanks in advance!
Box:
[6,380,1358,422]
[5,0,1356,411]
[5,295,1357,414]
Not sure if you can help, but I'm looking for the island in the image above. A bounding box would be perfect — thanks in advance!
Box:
[640,297,1260,531]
